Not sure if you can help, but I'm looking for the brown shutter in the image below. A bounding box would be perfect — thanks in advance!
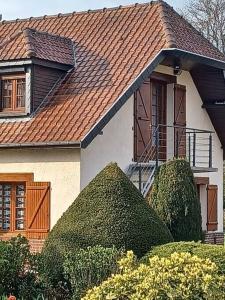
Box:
[134,80,151,161]
[26,182,50,239]
[174,84,186,157]
[0,79,2,111]
[207,185,218,231]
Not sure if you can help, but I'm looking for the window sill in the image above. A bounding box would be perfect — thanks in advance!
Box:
[0,111,28,118]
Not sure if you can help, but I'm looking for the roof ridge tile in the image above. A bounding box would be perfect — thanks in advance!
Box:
[0,2,158,24]
[157,0,177,48]
[23,28,37,57]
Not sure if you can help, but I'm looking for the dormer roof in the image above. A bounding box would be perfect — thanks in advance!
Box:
[0,28,75,65]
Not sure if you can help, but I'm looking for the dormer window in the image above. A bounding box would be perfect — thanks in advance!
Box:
[0,28,75,118]
[1,75,26,113]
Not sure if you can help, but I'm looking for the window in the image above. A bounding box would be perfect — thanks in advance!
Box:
[0,174,50,239]
[0,183,26,231]
[1,75,26,112]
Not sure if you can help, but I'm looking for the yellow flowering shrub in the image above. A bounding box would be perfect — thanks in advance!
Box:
[82,251,225,300]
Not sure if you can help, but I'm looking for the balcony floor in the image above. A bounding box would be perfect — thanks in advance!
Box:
[191,167,218,173]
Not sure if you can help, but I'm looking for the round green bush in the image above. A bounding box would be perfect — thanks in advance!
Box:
[148,158,202,241]
[44,162,172,257]
[142,241,225,275]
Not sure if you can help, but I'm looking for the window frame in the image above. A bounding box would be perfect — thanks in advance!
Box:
[0,173,33,235]
[0,182,26,233]
[0,74,26,113]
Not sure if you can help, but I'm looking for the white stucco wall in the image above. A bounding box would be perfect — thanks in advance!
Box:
[0,148,80,228]
[80,95,134,189]
[156,65,224,232]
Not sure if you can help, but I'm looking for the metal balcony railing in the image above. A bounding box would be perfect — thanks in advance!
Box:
[127,124,215,196]
[157,124,215,171]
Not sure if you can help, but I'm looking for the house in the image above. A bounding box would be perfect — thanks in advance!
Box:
[0,0,224,251]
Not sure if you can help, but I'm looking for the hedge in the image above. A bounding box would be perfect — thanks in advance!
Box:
[64,246,122,300]
[82,251,225,299]
[42,163,173,293]
[44,162,172,257]
[148,158,202,241]
[142,241,225,275]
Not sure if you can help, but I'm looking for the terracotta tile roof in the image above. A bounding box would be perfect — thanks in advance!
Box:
[0,0,224,147]
[0,28,75,65]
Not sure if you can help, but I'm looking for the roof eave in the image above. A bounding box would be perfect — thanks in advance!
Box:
[0,140,81,149]
[164,48,225,70]
[81,48,225,149]
[0,58,74,71]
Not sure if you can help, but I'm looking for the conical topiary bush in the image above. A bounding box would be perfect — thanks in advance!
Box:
[148,158,202,242]
[44,162,173,257]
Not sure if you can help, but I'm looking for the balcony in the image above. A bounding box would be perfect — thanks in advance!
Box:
[159,124,217,173]
[127,124,217,196]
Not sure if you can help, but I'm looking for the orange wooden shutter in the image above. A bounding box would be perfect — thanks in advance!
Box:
[207,185,218,231]
[26,182,50,239]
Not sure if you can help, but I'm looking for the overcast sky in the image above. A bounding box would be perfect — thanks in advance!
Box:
[0,0,186,20]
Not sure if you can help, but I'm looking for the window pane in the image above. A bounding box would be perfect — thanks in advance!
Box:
[0,183,26,231]
[16,184,25,196]
[16,79,25,108]
[16,184,25,230]
[2,80,13,109]
[3,219,10,230]
[16,219,25,230]
[16,198,25,208]
[0,184,12,230]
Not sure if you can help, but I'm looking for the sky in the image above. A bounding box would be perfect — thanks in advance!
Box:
[0,0,186,20]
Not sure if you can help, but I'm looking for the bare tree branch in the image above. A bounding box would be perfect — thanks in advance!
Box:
[181,0,225,53]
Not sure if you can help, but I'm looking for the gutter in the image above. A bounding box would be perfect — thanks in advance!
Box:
[81,47,225,149]
[0,140,81,149]
[1,47,225,150]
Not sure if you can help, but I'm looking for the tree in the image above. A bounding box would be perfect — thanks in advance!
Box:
[44,162,172,257]
[182,0,225,53]
[148,159,202,241]
[41,163,173,295]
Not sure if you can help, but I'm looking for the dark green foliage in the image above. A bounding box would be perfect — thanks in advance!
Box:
[64,246,122,300]
[44,162,172,257]
[42,163,172,295]
[148,158,202,241]
[142,241,225,275]
[0,235,42,299]
[38,244,71,299]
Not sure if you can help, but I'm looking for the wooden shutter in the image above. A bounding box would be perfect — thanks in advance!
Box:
[207,185,218,231]
[174,84,186,157]
[134,80,151,161]
[26,182,50,239]
[0,79,2,111]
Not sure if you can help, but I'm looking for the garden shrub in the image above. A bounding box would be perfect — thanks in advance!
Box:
[148,158,202,241]
[44,162,172,256]
[82,251,225,300]
[64,245,122,300]
[142,241,225,275]
[37,245,71,299]
[42,163,172,296]
[0,235,41,299]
